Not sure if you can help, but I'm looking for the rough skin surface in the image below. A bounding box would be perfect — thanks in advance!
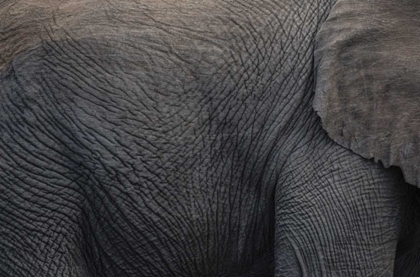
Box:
[315,0,420,186]
[1,0,419,276]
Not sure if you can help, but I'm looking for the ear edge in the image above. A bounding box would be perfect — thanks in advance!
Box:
[313,0,420,187]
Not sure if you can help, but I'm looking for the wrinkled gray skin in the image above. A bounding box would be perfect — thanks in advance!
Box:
[1,0,420,276]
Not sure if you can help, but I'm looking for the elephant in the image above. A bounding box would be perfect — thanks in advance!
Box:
[1,0,420,276]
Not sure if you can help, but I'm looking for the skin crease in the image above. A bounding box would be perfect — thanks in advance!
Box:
[0,0,419,276]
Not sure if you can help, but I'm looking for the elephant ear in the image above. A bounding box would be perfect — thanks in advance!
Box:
[314,0,420,186]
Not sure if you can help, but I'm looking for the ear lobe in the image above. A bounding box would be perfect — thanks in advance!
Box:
[314,0,420,186]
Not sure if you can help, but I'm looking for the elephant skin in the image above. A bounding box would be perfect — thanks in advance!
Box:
[0,0,420,276]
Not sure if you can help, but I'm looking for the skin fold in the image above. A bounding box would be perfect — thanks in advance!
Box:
[0,0,419,276]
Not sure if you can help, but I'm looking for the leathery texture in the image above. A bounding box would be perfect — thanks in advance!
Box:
[0,0,417,276]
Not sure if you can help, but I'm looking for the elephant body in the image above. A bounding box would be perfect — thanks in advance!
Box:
[1,0,419,276]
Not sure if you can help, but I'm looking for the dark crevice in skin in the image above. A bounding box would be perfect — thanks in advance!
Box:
[394,182,420,277]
